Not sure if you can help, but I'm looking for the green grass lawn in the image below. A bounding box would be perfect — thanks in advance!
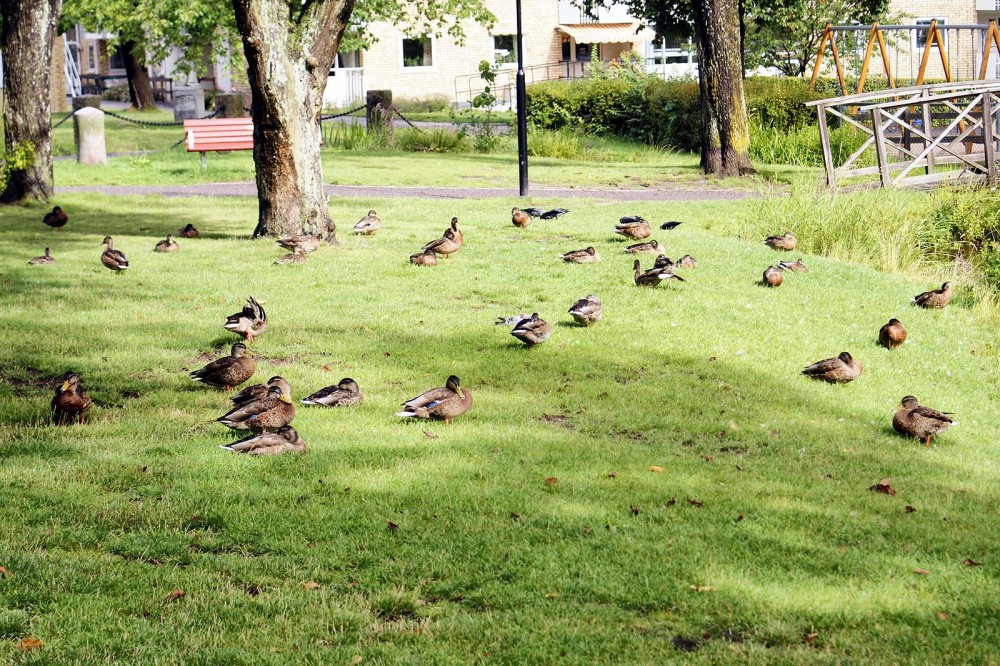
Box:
[1,193,998,663]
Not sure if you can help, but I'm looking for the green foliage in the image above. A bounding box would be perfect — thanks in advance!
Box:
[453,60,504,153]
[394,127,471,153]
[0,609,30,639]
[0,141,35,194]
[392,94,452,113]
[526,128,586,160]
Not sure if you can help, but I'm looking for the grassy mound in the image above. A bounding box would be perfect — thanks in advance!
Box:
[0,194,997,663]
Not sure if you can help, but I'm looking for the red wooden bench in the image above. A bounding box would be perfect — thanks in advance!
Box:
[183,118,255,167]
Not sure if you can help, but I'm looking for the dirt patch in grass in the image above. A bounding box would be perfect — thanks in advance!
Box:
[0,367,55,396]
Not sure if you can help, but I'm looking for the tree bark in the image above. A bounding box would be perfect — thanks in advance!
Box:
[692,0,754,177]
[122,40,157,111]
[0,0,61,203]
[231,0,355,239]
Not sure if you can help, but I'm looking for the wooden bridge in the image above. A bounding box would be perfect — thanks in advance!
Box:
[807,81,1000,190]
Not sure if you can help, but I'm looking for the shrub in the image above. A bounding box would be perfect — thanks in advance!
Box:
[392,94,451,113]
[0,140,34,193]
[395,128,470,153]
[527,129,587,160]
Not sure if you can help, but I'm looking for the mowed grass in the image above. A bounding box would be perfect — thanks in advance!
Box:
[1,194,999,663]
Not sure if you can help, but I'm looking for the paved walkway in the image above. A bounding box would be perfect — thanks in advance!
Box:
[57,182,756,201]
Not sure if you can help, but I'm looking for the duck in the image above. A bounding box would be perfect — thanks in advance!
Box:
[801,351,862,383]
[634,259,684,287]
[511,207,532,228]
[276,234,321,253]
[912,281,952,309]
[220,425,306,455]
[495,313,531,327]
[892,395,955,447]
[190,342,256,391]
[230,376,290,407]
[778,259,808,272]
[275,248,308,265]
[878,319,907,349]
[409,248,438,266]
[353,210,382,235]
[763,266,784,287]
[568,295,602,326]
[177,223,199,238]
[51,371,91,425]
[659,221,682,231]
[624,240,663,255]
[100,236,129,272]
[224,296,268,344]
[217,384,295,432]
[653,254,675,269]
[540,208,569,220]
[678,254,698,268]
[560,246,601,263]
[521,207,545,218]
[301,377,364,407]
[511,313,552,346]
[619,215,646,224]
[763,231,797,251]
[154,235,179,253]
[423,218,463,258]
[28,248,55,265]
[42,206,68,230]
[396,375,472,424]
[614,219,652,240]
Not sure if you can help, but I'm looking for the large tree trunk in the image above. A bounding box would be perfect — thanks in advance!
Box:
[0,0,61,203]
[231,0,355,239]
[692,0,754,177]
[122,40,157,111]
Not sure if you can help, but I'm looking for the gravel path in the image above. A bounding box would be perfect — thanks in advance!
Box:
[58,182,756,201]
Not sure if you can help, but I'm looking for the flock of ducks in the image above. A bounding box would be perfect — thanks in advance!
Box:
[35,204,958,451]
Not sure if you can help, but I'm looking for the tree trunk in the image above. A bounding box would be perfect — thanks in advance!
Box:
[692,0,754,177]
[122,40,157,111]
[231,0,356,239]
[0,0,61,203]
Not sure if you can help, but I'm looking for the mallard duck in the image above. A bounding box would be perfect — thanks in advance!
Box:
[634,259,684,287]
[660,221,682,231]
[892,395,955,447]
[51,371,91,425]
[409,248,438,266]
[512,207,532,228]
[275,248,308,265]
[540,208,569,220]
[778,259,808,272]
[301,377,363,407]
[220,425,306,455]
[678,254,698,268]
[521,207,545,218]
[276,234,321,253]
[28,248,55,265]
[154,235,179,253]
[763,266,783,287]
[224,296,268,343]
[763,231,797,251]
[912,282,952,309]
[614,219,652,240]
[423,218,463,258]
[878,319,907,349]
[396,375,472,424]
[353,210,382,235]
[495,313,531,327]
[217,384,295,432]
[568,295,602,326]
[42,206,68,230]
[190,342,256,391]
[801,352,862,383]
[230,376,289,407]
[560,246,601,263]
[511,313,552,346]
[177,223,199,238]
[653,254,675,269]
[624,240,663,255]
[100,236,129,272]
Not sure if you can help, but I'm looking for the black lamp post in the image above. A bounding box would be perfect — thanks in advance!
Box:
[515,0,528,196]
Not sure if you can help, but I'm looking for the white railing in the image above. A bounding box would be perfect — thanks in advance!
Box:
[323,67,364,108]
[64,34,82,98]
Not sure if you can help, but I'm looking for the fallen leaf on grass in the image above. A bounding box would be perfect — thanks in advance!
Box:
[701,455,714,463]
[545,592,561,598]
[18,638,43,651]
[690,585,715,592]
[936,611,949,621]
[673,635,700,652]
[868,478,896,495]
[630,504,641,515]
[687,498,703,508]
[544,477,558,486]
[164,589,186,604]
[963,558,982,567]
[321,365,333,372]
[0,566,9,576]
[905,505,917,513]
[608,471,619,479]
[303,581,321,590]
[664,498,677,507]
[423,431,438,439]
[350,656,362,665]
[510,512,522,521]
[386,521,399,532]
[648,466,664,473]
[804,632,818,644]
[913,568,930,576]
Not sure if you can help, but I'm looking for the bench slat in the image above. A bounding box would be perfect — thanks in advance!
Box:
[184,117,255,153]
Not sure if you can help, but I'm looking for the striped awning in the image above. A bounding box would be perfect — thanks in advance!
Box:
[557,22,655,44]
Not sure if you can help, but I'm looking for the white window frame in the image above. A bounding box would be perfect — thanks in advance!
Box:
[86,44,98,73]
[915,18,948,51]
[493,34,518,69]
[400,36,435,71]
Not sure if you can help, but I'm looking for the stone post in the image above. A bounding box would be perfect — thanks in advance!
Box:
[366,90,392,133]
[72,95,102,112]
[173,85,205,121]
[74,107,108,165]
[214,93,245,118]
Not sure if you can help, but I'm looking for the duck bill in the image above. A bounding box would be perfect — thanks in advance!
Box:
[280,395,293,404]
[60,381,70,391]
[456,388,465,399]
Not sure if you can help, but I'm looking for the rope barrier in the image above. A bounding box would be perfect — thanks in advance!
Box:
[51,112,75,130]
[389,105,423,132]
[319,104,366,121]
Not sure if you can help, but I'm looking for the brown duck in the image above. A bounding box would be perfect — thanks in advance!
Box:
[614,219,652,240]
[409,248,438,266]
[878,319,907,349]
[801,352,862,383]
[763,266,783,287]
[43,206,68,230]
[275,248,308,265]
[154,235,179,253]
[101,236,129,272]
[912,282,952,309]
[892,395,956,447]
[217,384,295,432]
[353,210,382,235]
[512,207,532,228]
[568,294,602,326]
[396,375,472,424]
[301,377,364,407]
[511,313,552,346]
[423,218,463,258]
[778,259,808,272]
[230,376,290,407]
[51,371,91,425]
[28,248,55,265]
[220,425,306,455]
[276,234,321,254]
[678,254,698,268]
[560,246,601,263]
[177,223,199,238]
[624,240,664,255]
[190,342,256,391]
[763,232,797,251]
[634,259,684,287]
[224,296,268,344]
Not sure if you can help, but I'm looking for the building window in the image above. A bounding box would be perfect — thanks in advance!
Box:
[916,18,947,50]
[402,37,433,68]
[86,44,97,72]
[108,44,126,72]
[493,35,518,65]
